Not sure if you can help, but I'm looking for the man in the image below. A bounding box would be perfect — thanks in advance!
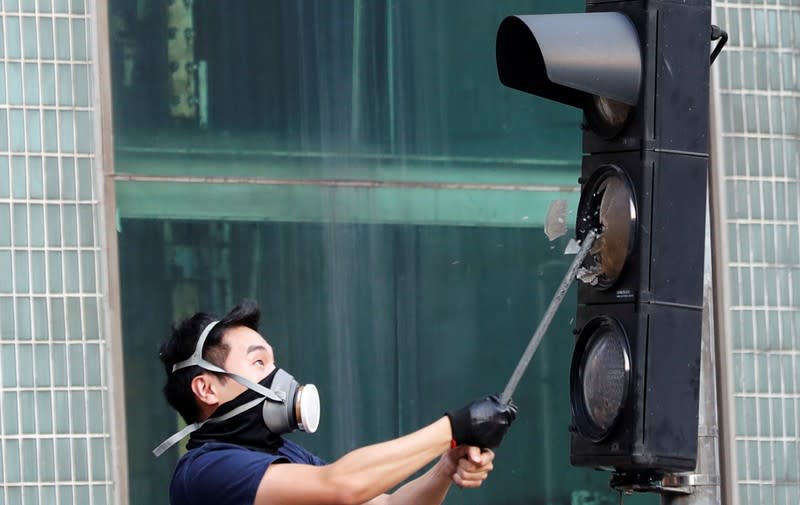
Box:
[157,300,517,505]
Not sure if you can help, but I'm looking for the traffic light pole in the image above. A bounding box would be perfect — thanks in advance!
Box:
[659,27,728,505]
[659,225,721,505]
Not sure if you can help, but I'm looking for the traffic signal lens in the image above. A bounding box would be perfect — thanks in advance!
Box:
[571,317,631,442]
[583,329,627,430]
[586,95,634,139]
[576,166,637,289]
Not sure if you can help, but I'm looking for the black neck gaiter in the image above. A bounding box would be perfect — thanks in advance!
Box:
[187,369,284,453]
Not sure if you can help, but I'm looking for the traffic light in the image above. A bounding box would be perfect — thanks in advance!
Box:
[497,0,711,479]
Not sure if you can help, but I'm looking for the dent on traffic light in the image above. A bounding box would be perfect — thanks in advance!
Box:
[496,0,718,488]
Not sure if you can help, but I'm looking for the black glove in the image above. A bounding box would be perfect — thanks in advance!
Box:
[446,395,517,449]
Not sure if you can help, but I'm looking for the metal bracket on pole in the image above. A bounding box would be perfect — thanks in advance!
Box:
[660,473,721,495]
[610,472,720,496]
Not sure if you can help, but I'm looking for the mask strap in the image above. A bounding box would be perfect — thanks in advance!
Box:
[152,397,263,457]
[171,320,220,373]
[171,320,283,402]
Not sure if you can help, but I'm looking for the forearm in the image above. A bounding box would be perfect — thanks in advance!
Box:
[258,394,514,505]
[324,417,452,504]
[382,456,454,505]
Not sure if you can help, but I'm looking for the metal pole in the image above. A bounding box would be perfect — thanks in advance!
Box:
[660,213,721,505]
[708,38,739,505]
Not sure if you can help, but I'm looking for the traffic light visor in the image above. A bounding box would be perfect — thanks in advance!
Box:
[496,13,642,109]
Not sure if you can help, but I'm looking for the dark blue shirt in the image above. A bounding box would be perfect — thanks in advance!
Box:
[170,440,327,505]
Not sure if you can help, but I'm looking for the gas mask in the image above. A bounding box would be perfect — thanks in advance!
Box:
[262,367,321,434]
[153,321,320,457]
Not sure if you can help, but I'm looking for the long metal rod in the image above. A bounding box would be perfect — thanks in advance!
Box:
[708,54,737,505]
[500,231,597,404]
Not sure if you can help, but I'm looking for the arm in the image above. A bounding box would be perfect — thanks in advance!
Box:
[376,446,495,505]
[255,396,515,505]
[255,418,452,505]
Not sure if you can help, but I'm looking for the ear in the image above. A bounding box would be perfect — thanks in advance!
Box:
[191,373,221,408]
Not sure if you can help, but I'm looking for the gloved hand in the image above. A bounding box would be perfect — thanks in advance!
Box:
[446,395,517,449]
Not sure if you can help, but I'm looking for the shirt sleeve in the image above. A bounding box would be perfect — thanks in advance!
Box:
[172,447,286,505]
[277,439,328,466]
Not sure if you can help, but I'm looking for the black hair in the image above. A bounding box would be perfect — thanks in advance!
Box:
[159,299,261,424]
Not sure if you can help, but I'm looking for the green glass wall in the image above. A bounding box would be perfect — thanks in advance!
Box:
[109,1,654,505]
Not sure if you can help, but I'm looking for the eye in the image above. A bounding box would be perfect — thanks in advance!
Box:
[254,359,265,367]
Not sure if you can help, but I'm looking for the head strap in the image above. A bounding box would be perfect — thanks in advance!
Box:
[152,397,263,457]
[154,319,287,457]
[172,320,220,373]
[170,320,283,401]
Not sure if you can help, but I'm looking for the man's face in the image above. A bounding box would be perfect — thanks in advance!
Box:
[213,325,276,405]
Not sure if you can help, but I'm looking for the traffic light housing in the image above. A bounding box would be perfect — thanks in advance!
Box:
[497,1,711,477]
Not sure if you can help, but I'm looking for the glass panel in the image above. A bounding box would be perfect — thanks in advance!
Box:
[110,0,581,183]
[0,205,10,246]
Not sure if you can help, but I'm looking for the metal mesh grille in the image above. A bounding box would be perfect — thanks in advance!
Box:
[715,1,800,503]
[0,1,113,504]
